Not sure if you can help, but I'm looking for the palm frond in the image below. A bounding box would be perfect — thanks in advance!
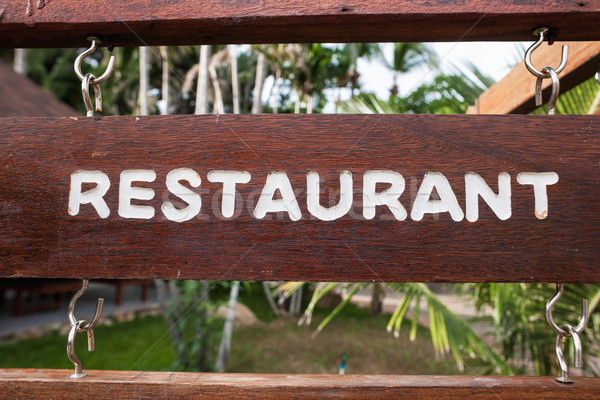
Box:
[298,281,511,374]
[387,283,510,374]
[533,77,600,115]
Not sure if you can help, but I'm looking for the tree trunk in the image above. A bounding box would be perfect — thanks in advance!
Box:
[159,46,170,115]
[289,286,303,316]
[138,46,149,116]
[209,58,225,114]
[229,45,240,114]
[195,45,211,114]
[215,281,240,372]
[371,283,383,315]
[272,68,281,114]
[262,282,280,316]
[251,50,267,114]
[194,280,211,370]
[14,49,27,75]
[154,280,188,367]
[305,93,313,114]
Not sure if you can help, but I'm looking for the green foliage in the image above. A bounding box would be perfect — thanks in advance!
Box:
[533,77,600,115]
[343,64,493,114]
[0,315,175,370]
[294,282,510,374]
[159,280,225,372]
[465,283,600,376]
[228,302,469,375]
[258,43,349,113]
[388,43,439,74]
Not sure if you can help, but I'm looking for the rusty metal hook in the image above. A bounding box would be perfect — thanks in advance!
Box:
[525,28,569,79]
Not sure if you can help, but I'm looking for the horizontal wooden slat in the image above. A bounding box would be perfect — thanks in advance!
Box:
[471,41,600,114]
[1,1,599,47]
[1,369,600,399]
[0,115,598,282]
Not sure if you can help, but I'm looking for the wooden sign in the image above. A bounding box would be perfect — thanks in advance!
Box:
[0,114,598,282]
[1,0,599,48]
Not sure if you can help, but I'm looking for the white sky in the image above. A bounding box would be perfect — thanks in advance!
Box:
[356,42,526,100]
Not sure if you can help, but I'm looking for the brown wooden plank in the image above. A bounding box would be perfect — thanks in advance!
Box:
[1,0,600,47]
[471,41,600,114]
[0,59,79,117]
[0,114,599,282]
[1,369,600,399]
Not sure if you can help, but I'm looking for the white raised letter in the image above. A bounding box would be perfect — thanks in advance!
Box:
[253,172,301,221]
[306,171,353,221]
[465,172,511,222]
[207,170,251,218]
[411,172,464,221]
[516,172,558,219]
[362,170,407,220]
[68,170,111,218]
[161,168,202,222]
[119,170,156,219]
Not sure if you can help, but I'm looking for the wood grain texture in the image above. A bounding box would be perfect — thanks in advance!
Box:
[470,41,600,114]
[0,114,599,282]
[0,60,79,117]
[0,0,599,47]
[2,369,600,399]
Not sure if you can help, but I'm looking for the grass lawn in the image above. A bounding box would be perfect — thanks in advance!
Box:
[0,290,487,375]
[0,315,175,371]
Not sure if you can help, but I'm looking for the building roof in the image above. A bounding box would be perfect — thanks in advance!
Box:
[0,59,79,117]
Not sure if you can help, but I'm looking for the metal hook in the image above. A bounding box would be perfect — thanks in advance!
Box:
[546,284,589,338]
[524,27,569,79]
[81,73,103,117]
[555,324,583,384]
[535,66,560,114]
[67,320,88,378]
[595,63,599,85]
[74,37,115,84]
[68,279,104,331]
[75,37,115,117]
[66,279,103,378]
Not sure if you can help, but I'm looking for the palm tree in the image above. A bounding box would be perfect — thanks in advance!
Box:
[208,47,229,114]
[138,46,149,115]
[535,76,600,115]
[466,283,600,375]
[158,46,170,115]
[387,43,438,96]
[229,45,240,114]
[195,45,211,114]
[14,48,27,75]
[216,281,240,372]
[294,68,600,376]
[345,64,493,114]
[341,43,382,98]
[251,47,268,114]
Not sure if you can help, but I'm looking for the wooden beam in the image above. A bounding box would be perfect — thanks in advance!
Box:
[471,41,600,114]
[0,1,599,47]
[1,114,599,283]
[2,369,600,399]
